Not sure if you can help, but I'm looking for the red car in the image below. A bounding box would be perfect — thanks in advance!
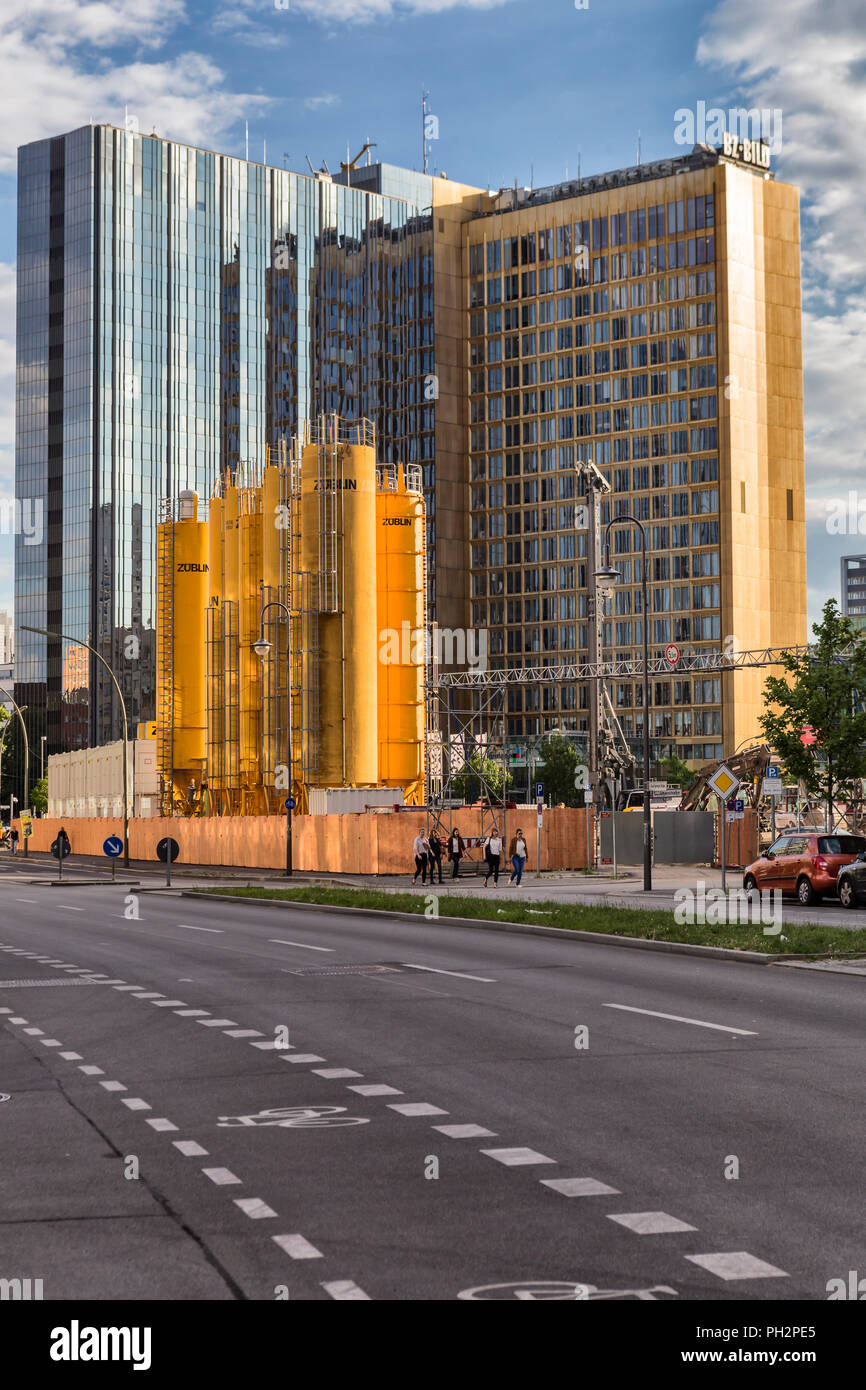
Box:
[743,833,866,906]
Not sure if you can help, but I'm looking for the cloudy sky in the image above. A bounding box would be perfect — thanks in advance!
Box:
[0,0,862,628]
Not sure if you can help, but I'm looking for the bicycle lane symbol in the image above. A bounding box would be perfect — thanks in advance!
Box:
[457,1281,679,1300]
[217,1106,370,1129]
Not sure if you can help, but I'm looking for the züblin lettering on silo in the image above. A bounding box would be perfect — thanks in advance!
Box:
[155,417,427,817]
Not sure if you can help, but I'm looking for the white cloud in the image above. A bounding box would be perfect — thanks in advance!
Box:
[304,93,341,111]
[697,0,866,621]
[269,0,509,22]
[0,1,272,173]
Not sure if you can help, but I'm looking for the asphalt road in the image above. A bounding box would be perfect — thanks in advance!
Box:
[1,880,863,1302]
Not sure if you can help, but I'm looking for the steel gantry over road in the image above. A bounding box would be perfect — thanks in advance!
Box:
[433,643,825,687]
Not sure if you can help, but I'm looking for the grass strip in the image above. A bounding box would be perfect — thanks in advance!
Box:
[193,885,866,957]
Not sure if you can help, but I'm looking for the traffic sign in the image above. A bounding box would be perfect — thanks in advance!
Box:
[19,811,32,839]
[536,782,544,799]
[103,835,124,858]
[50,835,71,860]
[725,797,745,822]
[762,777,782,799]
[156,837,180,864]
[284,796,296,811]
[766,765,781,778]
[707,764,739,800]
[664,642,680,668]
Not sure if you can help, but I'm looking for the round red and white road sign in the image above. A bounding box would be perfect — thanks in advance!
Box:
[664,643,680,667]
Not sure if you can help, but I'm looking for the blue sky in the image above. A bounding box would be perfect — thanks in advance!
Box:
[0,0,864,632]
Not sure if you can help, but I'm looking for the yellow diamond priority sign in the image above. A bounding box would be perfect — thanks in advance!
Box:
[707,764,739,800]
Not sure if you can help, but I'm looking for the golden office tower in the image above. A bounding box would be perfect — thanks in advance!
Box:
[155,419,426,814]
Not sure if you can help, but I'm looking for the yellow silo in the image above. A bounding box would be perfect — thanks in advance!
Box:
[222,484,240,796]
[155,491,208,809]
[238,485,263,801]
[376,466,426,801]
[300,437,378,788]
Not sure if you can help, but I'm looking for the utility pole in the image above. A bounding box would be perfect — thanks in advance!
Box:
[578,455,610,869]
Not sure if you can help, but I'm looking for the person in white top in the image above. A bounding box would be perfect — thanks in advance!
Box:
[412,832,429,885]
[509,828,528,885]
[483,828,503,886]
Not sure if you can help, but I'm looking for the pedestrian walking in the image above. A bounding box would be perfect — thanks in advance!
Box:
[447,827,465,879]
[427,829,444,884]
[56,826,71,858]
[483,827,503,886]
[508,828,528,885]
[412,830,429,885]
[10,825,19,856]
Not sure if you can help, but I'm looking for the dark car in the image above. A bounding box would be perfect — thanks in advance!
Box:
[743,833,866,906]
[836,850,866,909]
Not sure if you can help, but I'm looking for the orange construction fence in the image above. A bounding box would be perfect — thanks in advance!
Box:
[17,808,596,875]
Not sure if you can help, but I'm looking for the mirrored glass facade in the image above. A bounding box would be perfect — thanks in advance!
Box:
[15,126,435,752]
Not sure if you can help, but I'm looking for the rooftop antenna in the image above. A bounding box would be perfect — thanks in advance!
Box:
[282,152,289,168]
[305,154,315,175]
[421,90,430,175]
[636,130,641,165]
[263,138,267,165]
[245,121,249,162]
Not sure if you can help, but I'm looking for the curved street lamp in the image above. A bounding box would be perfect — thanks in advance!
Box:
[22,627,130,868]
[253,600,293,877]
[0,683,29,857]
[595,517,652,891]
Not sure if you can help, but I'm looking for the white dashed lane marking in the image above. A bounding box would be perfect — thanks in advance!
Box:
[59,1052,82,1061]
[541,1177,620,1197]
[39,1039,63,1048]
[322,1280,370,1301]
[313,1068,362,1079]
[173,1141,208,1157]
[388,1102,448,1117]
[121,1099,152,1112]
[202,1167,242,1186]
[685,1252,788,1280]
[177,925,223,934]
[234,1198,277,1220]
[176,1009,210,1017]
[348,1084,402,1097]
[481,1147,556,1167]
[250,1040,282,1050]
[196,1018,238,1028]
[433,1123,497,1139]
[79,1066,104,1076]
[151,1000,187,1008]
[269,939,334,953]
[282,1054,325,1064]
[608,1211,696,1234]
[225,1029,264,1038]
[23,1027,44,1035]
[273,1234,323,1261]
[99,1081,127,1092]
[401,962,496,983]
[603,1004,758,1037]
[146,1118,179,1133]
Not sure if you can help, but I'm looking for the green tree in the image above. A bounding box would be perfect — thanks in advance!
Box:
[659,752,694,791]
[30,777,48,816]
[759,600,866,827]
[451,749,510,802]
[536,733,581,807]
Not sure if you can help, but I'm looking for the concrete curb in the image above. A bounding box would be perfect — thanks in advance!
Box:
[182,889,798,965]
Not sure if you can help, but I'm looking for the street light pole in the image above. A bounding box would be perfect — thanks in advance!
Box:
[23,627,131,868]
[40,734,47,781]
[0,684,29,857]
[253,600,293,877]
[595,517,652,891]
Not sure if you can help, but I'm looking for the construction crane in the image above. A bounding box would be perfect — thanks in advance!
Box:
[340,141,377,174]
